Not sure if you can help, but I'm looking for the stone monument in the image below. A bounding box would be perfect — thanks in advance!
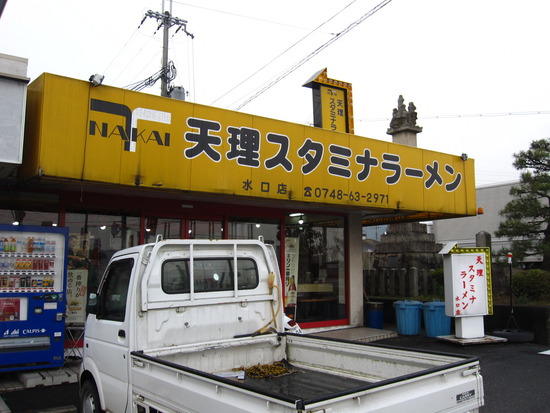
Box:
[386,95,423,146]
[374,96,442,284]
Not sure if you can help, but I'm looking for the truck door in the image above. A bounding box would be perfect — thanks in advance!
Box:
[87,256,135,413]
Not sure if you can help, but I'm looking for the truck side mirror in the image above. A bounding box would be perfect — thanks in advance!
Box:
[87,292,98,314]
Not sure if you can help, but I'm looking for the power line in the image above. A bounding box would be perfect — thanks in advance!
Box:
[125,61,177,92]
[102,27,140,78]
[121,48,162,89]
[172,1,334,34]
[109,29,158,87]
[105,8,171,86]
[188,35,196,101]
[358,111,550,122]
[234,0,393,111]
[210,0,359,106]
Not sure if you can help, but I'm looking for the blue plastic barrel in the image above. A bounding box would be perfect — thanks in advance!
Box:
[393,300,422,335]
[364,301,384,329]
[423,301,451,337]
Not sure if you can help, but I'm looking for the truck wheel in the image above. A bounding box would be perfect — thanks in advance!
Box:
[80,380,104,413]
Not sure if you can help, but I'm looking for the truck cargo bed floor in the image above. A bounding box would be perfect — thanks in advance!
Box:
[243,364,368,402]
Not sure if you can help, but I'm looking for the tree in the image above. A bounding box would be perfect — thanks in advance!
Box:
[495,138,550,270]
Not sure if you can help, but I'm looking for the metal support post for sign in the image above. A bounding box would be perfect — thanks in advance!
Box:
[505,252,519,330]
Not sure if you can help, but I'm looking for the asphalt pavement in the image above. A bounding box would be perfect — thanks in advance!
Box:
[0,331,548,412]
[374,334,550,413]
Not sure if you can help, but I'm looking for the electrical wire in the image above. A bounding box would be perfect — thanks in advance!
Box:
[121,48,162,89]
[107,12,166,86]
[188,35,196,101]
[125,61,177,92]
[172,1,332,34]
[102,27,140,78]
[233,0,393,111]
[166,16,195,98]
[125,68,163,92]
[210,0,359,106]
[110,31,159,86]
[358,111,550,122]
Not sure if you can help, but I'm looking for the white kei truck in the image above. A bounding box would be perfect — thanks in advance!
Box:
[79,237,484,413]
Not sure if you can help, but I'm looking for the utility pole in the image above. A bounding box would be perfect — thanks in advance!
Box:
[161,11,170,98]
[143,8,193,97]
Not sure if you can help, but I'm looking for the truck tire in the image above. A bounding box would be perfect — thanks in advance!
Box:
[80,380,104,413]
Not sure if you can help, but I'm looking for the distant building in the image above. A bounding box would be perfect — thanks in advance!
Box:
[433,181,542,265]
[434,181,515,250]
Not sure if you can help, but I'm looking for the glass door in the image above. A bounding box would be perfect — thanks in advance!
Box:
[284,214,346,325]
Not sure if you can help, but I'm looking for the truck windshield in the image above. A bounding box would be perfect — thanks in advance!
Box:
[161,258,259,294]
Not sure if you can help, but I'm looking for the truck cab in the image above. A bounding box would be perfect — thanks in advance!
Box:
[80,238,282,413]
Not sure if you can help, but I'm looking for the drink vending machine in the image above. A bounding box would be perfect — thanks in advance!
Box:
[0,225,68,372]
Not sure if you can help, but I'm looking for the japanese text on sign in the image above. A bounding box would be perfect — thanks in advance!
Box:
[184,117,463,191]
[448,253,490,317]
[321,87,347,132]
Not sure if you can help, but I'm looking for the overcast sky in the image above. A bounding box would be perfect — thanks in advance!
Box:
[1,0,549,187]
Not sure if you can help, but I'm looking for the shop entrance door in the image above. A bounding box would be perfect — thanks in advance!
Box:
[284,213,347,327]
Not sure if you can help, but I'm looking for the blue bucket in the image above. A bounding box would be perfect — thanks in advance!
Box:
[423,301,451,337]
[393,300,422,335]
[364,301,384,329]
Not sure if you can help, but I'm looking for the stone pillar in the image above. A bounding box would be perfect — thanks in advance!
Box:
[476,231,491,248]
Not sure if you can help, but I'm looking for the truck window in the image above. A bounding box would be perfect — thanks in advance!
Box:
[162,258,259,294]
[98,258,134,321]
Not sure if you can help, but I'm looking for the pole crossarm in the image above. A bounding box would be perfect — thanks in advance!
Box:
[144,10,194,39]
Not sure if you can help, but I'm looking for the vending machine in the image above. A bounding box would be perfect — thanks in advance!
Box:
[0,225,68,372]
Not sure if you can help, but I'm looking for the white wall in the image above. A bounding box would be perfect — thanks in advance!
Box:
[433,182,517,252]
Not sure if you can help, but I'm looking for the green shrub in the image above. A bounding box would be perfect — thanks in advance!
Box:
[430,268,445,298]
[512,269,550,303]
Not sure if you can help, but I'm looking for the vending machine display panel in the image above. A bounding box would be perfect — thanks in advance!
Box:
[0,225,68,372]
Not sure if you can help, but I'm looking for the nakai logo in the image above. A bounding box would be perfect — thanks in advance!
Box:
[89,99,172,152]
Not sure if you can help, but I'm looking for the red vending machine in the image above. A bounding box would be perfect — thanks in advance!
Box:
[0,225,68,372]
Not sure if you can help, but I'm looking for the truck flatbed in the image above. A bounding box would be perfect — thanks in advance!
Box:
[133,334,481,411]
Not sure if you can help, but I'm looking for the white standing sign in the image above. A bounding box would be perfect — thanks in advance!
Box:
[441,243,493,339]
[445,253,489,317]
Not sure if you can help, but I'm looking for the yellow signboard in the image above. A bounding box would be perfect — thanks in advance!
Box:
[320,86,348,133]
[21,73,476,217]
[303,68,354,134]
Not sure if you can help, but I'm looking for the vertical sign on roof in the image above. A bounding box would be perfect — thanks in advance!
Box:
[303,68,354,134]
